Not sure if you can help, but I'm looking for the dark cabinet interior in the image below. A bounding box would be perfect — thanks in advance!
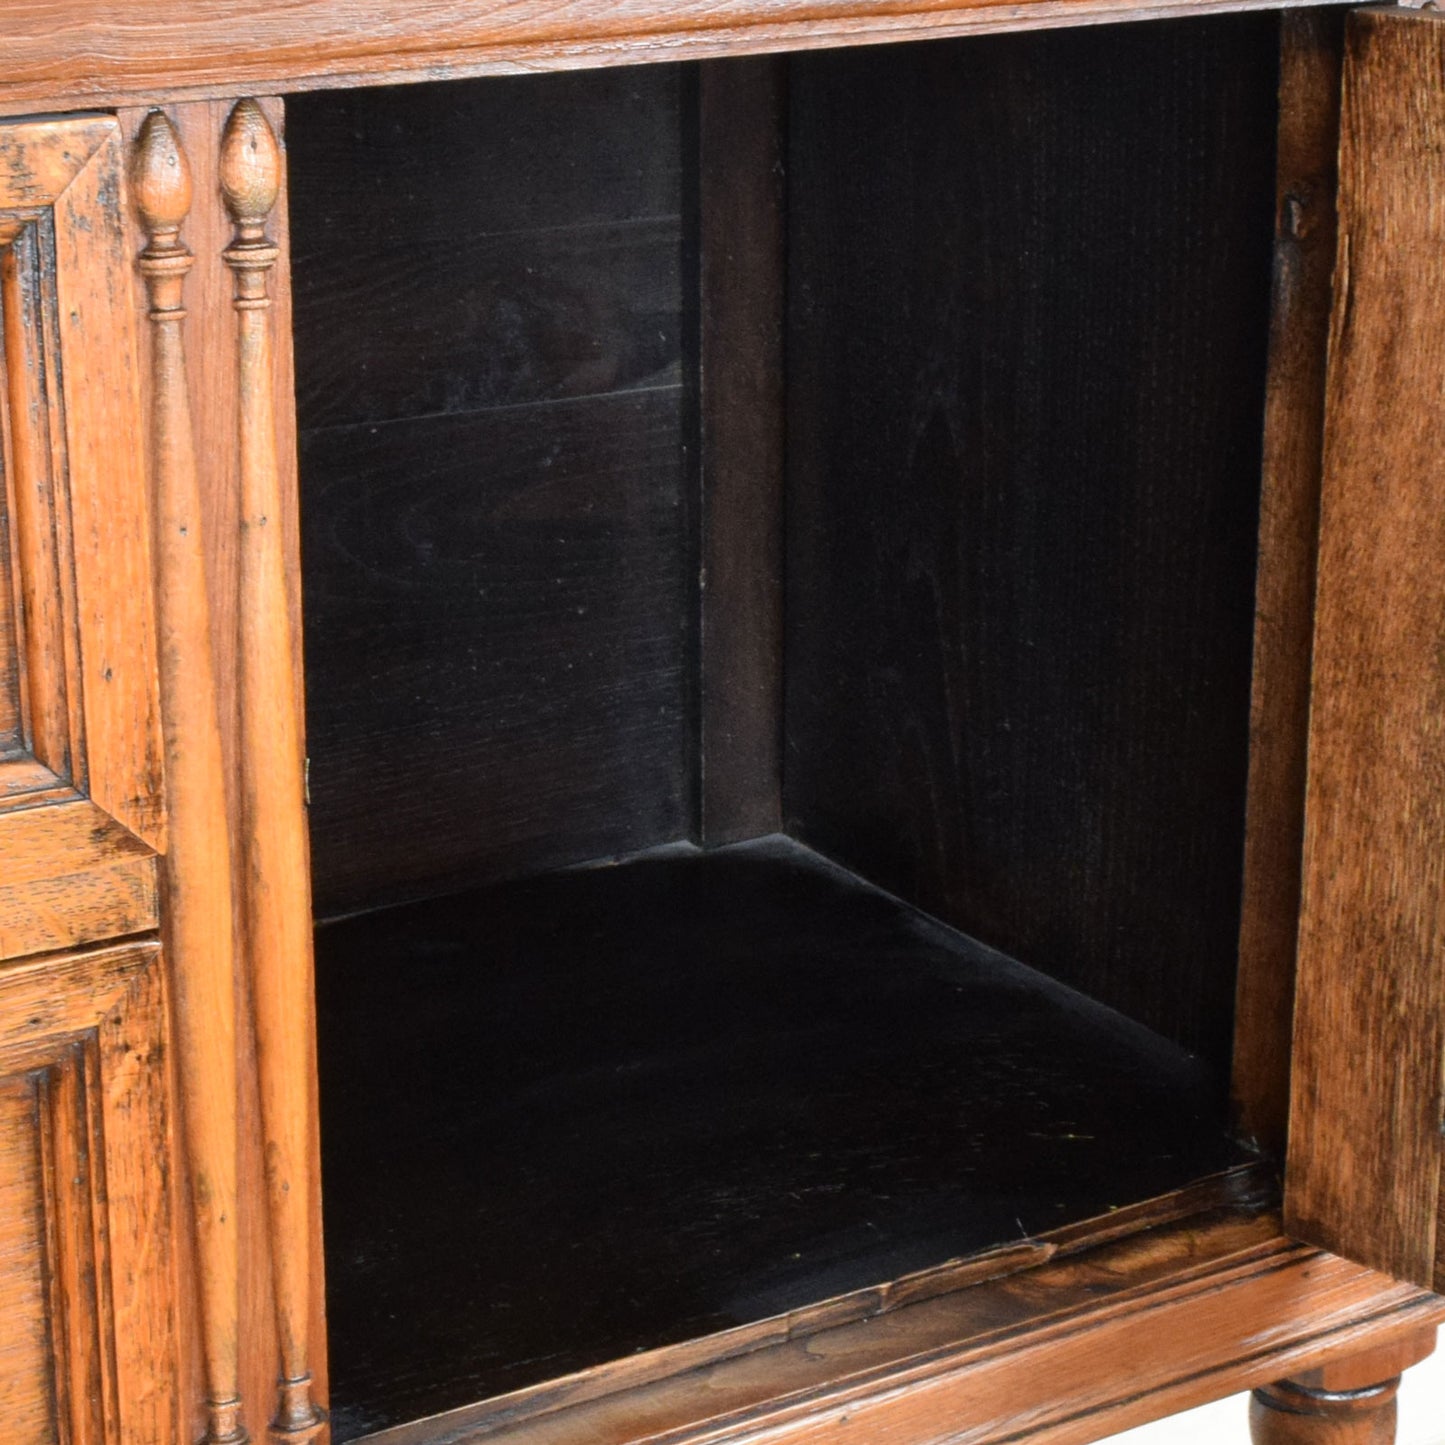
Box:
[286,15,1283,1438]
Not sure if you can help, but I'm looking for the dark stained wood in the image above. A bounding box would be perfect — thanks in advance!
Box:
[697,57,786,844]
[1230,8,1343,1159]
[0,0,1356,120]
[289,71,692,917]
[299,393,689,914]
[286,67,684,431]
[315,837,1251,1437]
[1285,7,1445,1291]
[351,1206,1445,1445]
[783,18,1279,1062]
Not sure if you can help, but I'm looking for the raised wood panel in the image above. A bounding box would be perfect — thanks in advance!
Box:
[1285,6,1445,1290]
[0,1077,53,1445]
[0,0,1354,118]
[0,113,164,959]
[0,941,177,1445]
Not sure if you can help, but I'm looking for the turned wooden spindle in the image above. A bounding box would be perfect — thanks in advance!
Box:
[221,99,327,1445]
[133,109,248,1445]
[1249,1331,1437,1445]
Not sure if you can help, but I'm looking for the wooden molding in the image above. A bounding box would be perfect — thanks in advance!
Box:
[355,1197,1443,1445]
[133,108,249,1445]
[0,0,1358,119]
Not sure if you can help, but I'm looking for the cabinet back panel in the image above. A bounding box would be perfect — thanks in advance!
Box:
[288,69,693,917]
[785,17,1279,1062]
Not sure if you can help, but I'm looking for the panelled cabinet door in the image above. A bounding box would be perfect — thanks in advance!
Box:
[0,114,163,961]
[0,941,176,1444]
[1285,5,1445,1290]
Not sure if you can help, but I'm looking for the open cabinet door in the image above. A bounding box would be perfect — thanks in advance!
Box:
[1286,4,1445,1290]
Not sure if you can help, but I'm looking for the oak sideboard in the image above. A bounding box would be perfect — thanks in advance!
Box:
[2,3,1445,1444]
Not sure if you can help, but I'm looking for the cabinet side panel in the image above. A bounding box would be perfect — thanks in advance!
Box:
[784,17,1278,1060]
[1285,7,1445,1289]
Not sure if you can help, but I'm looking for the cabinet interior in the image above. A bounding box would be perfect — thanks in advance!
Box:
[286,13,1281,1438]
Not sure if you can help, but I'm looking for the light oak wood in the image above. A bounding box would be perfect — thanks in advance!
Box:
[118,95,327,1445]
[0,0,1354,118]
[1286,5,1445,1291]
[0,111,165,956]
[0,940,178,1445]
[133,108,249,1445]
[222,96,327,1445]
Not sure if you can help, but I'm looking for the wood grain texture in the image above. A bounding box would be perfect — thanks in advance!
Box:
[316,838,1250,1435]
[1230,7,1343,1154]
[0,1079,53,1445]
[783,18,1278,1061]
[1285,6,1445,1291]
[350,1205,1444,1445]
[0,112,165,898]
[289,72,690,916]
[0,0,1352,118]
[50,119,166,850]
[697,57,786,844]
[0,856,157,960]
[120,95,327,1445]
[1250,1328,1438,1445]
[221,96,327,1445]
[0,941,178,1445]
[133,108,248,1445]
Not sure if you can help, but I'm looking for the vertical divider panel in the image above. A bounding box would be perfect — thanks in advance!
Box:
[1286,6,1445,1289]
[122,96,325,1443]
[697,57,787,845]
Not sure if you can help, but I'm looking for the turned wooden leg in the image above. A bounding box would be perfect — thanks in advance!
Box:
[1250,1328,1436,1445]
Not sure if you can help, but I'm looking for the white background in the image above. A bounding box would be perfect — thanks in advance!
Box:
[1099,1340,1445,1444]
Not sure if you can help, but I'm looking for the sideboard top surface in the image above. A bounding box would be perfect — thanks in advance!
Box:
[1,0,1352,116]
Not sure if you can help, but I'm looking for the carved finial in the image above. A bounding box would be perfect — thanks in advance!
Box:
[221,100,280,313]
[133,111,194,320]
[220,99,280,234]
[133,110,193,242]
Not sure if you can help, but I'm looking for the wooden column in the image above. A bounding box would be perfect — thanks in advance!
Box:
[1250,1330,1437,1445]
[220,98,327,1445]
[133,109,248,1445]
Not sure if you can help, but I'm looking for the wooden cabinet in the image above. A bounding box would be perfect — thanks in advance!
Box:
[2,6,1445,1445]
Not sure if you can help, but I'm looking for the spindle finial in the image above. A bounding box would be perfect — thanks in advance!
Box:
[132,110,192,239]
[220,99,280,233]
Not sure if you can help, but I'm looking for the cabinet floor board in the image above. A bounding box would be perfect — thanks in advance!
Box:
[315,836,1252,1439]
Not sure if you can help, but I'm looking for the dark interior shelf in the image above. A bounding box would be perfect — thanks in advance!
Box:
[315,837,1251,1439]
